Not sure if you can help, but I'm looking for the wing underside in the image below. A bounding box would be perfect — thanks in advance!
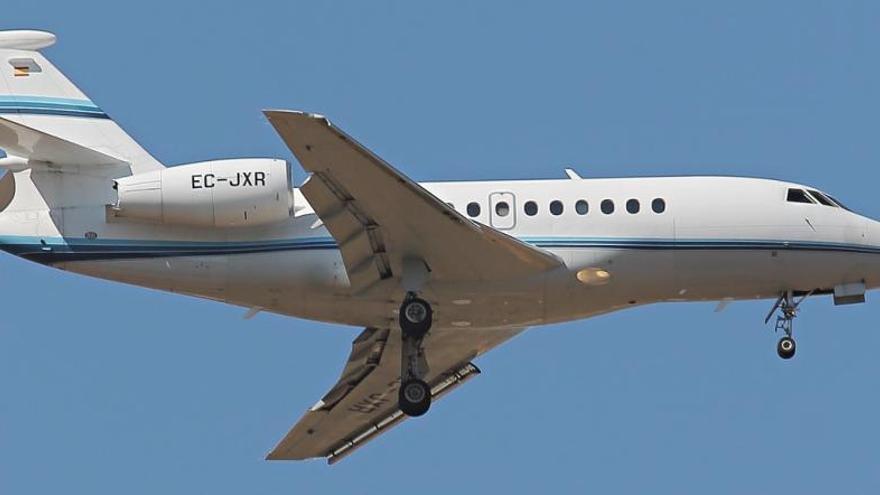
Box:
[267,326,524,463]
[263,110,554,463]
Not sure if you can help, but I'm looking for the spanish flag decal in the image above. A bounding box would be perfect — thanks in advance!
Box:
[9,58,40,77]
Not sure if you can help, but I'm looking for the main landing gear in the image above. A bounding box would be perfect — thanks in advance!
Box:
[398,293,433,417]
[764,290,812,360]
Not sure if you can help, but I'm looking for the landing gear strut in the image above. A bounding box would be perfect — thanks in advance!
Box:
[399,293,432,417]
[765,290,811,360]
[399,296,432,339]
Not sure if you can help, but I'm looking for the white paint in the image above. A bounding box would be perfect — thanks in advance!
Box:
[113,158,292,227]
[0,30,56,50]
[2,29,879,463]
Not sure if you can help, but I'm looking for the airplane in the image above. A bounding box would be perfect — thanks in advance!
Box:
[0,29,876,464]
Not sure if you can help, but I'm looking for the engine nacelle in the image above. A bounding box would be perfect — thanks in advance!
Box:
[112,158,292,228]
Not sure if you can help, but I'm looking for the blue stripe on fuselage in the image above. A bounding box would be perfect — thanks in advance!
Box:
[0,236,338,263]
[0,235,879,265]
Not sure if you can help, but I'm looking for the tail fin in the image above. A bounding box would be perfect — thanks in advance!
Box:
[0,30,162,173]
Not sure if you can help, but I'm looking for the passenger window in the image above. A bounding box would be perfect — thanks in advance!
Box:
[524,201,538,216]
[575,200,589,215]
[495,201,510,217]
[601,199,614,214]
[467,202,481,217]
[550,200,564,216]
[807,190,835,207]
[626,199,640,214]
[786,189,814,204]
[651,198,666,213]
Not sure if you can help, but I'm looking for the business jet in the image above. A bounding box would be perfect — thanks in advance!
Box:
[0,30,876,464]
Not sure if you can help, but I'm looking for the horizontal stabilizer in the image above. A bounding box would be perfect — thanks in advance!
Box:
[0,116,126,167]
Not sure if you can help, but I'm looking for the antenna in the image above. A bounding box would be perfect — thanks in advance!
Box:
[564,167,582,180]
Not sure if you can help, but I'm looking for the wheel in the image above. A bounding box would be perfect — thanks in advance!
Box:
[777,336,796,359]
[399,297,432,338]
[399,378,431,417]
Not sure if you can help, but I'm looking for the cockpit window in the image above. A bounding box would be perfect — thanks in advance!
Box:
[807,189,836,207]
[820,194,850,212]
[786,188,814,204]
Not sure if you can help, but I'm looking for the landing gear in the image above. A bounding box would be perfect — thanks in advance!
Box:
[399,292,433,416]
[765,290,811,360]
[399,378,431,417]
[399,296,432,339]
[777,336,796,360]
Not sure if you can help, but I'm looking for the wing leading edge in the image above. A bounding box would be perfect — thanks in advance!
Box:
[263,110,553,462]
[264,110,562,295]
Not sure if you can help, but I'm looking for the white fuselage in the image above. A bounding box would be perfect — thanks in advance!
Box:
[1,174,878,330]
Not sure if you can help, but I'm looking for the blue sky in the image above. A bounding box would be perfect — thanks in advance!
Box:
[2,1,880,493]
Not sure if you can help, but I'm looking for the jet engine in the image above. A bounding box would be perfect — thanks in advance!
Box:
[111,158,293,228]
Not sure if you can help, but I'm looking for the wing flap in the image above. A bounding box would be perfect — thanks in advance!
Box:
[301,173,393,291]
[264,110,562,294]
[317,327,389,410]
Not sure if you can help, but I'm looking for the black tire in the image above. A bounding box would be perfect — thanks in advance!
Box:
[777,336,796,360]
[399,297,432,339]
[399,378,431,417]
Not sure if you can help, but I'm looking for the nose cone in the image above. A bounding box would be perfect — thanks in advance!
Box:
[857,217,880,291]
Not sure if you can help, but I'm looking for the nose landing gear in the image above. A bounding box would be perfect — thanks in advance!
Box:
[777,336,796,360]
[398,293,433,417]
[765,290,812,360]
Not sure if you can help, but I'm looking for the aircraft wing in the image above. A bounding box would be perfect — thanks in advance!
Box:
[267,325,524,463]
[264,110,562,294]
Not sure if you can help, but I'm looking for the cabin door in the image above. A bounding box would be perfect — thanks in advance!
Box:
[489,192,516,230]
